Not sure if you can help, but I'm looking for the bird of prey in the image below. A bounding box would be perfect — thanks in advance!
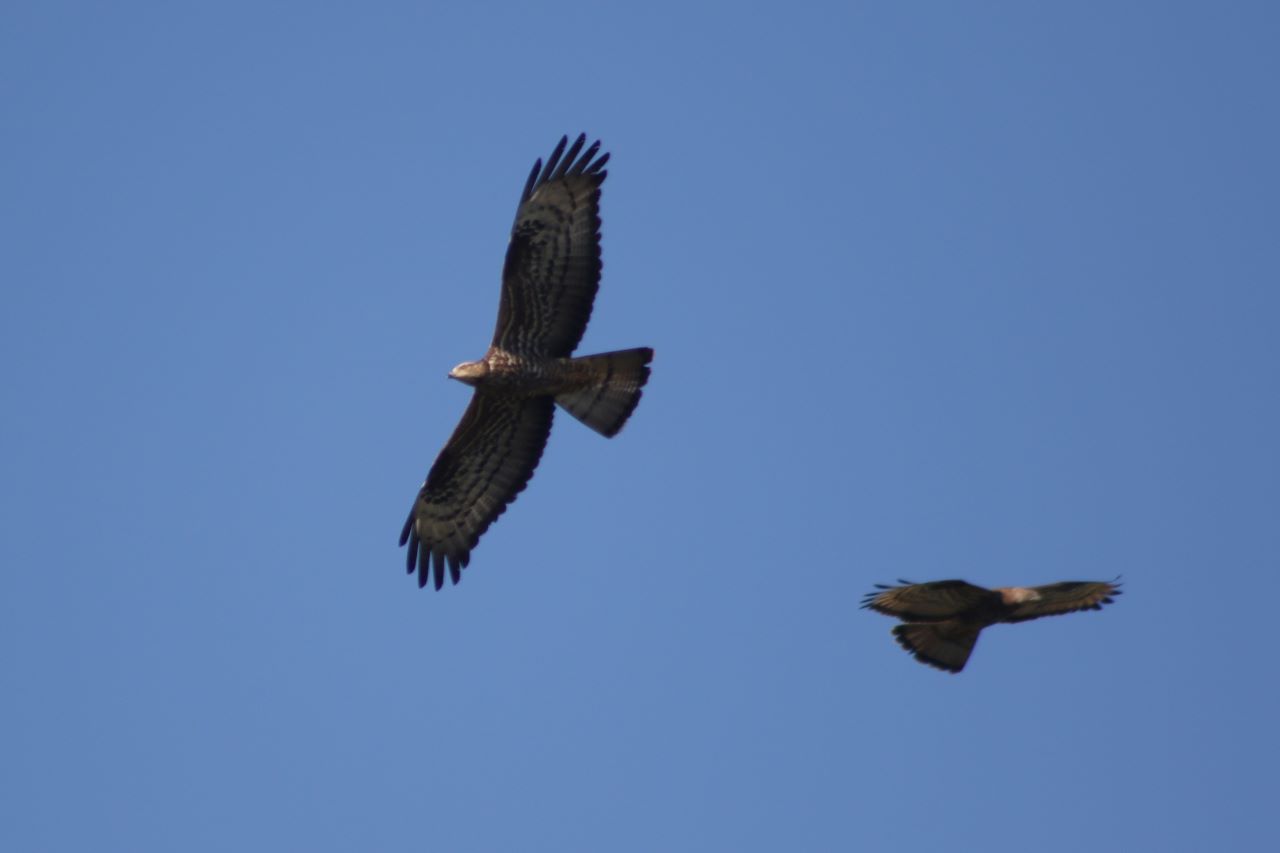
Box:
[400,134,653,591]
[861,578,1122,673]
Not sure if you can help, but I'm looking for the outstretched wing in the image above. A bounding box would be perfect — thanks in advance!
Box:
[399,394,556,590]
[861,579,995,622]
[1002,578,1123,623]
[493,134,609,358]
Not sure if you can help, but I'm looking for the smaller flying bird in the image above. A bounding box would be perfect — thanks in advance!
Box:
[861,578,1121,673]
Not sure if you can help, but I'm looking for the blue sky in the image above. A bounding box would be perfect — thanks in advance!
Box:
[3,2,1278,850]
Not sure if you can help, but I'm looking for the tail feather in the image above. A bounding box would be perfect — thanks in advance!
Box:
[893,622,982,673]
[556,347,653,437]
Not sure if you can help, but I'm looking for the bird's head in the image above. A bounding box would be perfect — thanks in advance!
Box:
[999,587,1042,605]
[448,360,489,386]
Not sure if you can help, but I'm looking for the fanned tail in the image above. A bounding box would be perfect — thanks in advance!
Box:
[893,622,982,673]
[556,347,653,437]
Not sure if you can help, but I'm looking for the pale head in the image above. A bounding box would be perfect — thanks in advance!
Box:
[999,586,1042,605]
[448,360,489,386]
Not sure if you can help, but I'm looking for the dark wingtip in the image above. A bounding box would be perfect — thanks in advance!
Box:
[431,550,445,592]
[568,139,602,176]
[404,531,419,575]
[860,581,904,608]
[520,159,541,204]
[555,134,586,179]
[538,135,570,185]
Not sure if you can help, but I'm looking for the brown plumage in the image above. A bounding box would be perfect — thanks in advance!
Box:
[400,135,653,590]
[861,578,1121,673]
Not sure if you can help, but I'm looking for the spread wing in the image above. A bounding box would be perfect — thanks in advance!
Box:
[861,579,996,622]
[492,134,609,357]
[1002,578,1123,623]
[399,394,556,590]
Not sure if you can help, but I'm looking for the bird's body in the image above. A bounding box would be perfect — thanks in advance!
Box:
[862,578,1122,673]
[451,347,623,396]
[400,135,652,590]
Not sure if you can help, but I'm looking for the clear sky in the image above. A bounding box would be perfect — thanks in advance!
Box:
[3,2,1278,851]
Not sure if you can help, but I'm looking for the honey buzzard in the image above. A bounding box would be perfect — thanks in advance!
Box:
[400,135,653,590]
[862,578,1121,672]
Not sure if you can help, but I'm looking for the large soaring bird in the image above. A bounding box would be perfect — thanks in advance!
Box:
[400,135,653,590]
[862,579,1121,672]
